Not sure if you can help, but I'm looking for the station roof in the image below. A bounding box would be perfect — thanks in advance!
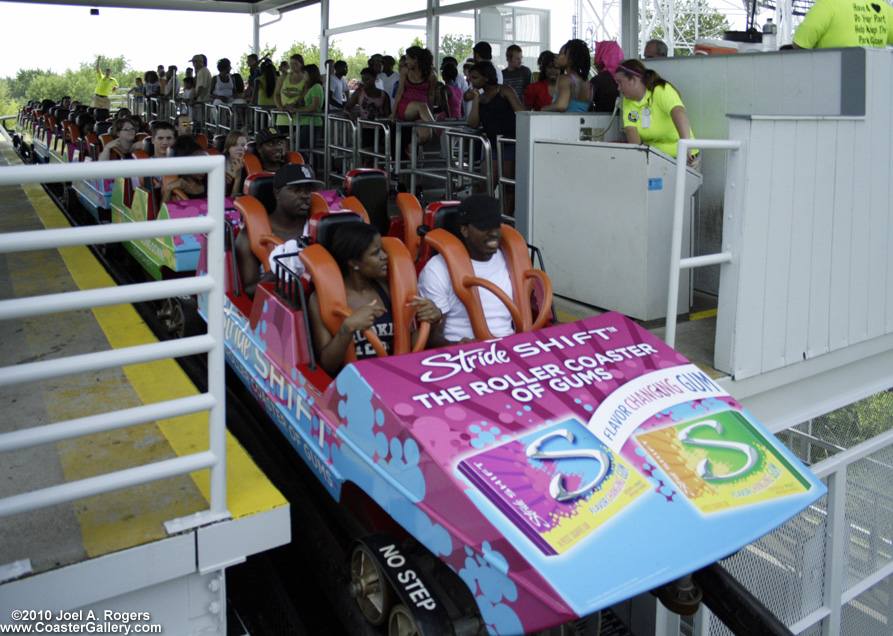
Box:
[1,0,318,14]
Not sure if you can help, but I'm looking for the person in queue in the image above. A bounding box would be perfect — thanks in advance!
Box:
[179,77,196,120]
[98,117,139,161]
[144,70,161,102]
[190,54,212,133]
[643,39,668,59]
[275,54,305,131]
[163,65,180,106]
[472,41,503,85]
[502,44,532,100]
[343,67,391,167]
[245,54,261,105]
[253,127,288,173]
[441,56,469,93]
[616,58,699,169]
[390,45,438,147]
[327,60,350,108]
[235,164,322,298]
[793,0,893,48]
[254,57,279,109]
[307,222,442,376]
[439,63,464,119]
[293,63,325,154]
[379,55,399,96]
[465,62,525,216]
[223,129,249,197]
[543,39,592,113]
[210,58,245,106]
[418,195,513,347]
[592,41,622,112]
[162,135,207,203]
[523,51,560,111]
[91,56,119,109]
[144,121,177,158]
[368,54,386,90]
[128,78,145,115]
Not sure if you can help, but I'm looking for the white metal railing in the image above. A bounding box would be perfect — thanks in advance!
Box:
[788,427,893,635]
[664,138,741,347]
[496,135,516,217]
[0,156,229,531]
[444,128,494,199]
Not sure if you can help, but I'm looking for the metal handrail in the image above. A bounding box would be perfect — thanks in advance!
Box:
[664,138,741,347]
[444,128,494,199]
[326,113,358,181]
[0,155,229,527]
[252,106,273,134]
[395,120,470,195]
[357,118,392,172]
[496,135,516,217]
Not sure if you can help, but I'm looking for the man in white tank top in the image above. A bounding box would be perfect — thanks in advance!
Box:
[419,195,513,347]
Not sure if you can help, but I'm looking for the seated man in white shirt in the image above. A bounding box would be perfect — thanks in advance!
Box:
[418,195,513,346]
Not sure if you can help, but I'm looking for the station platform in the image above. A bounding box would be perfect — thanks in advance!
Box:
[0,137,290,634]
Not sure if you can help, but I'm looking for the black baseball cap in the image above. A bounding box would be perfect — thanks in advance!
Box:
[274,164,324,189]
[457,194,502,229]
[255,126,288,147]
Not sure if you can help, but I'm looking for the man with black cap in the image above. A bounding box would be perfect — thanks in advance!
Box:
[418,194,513,346]
[254,127,288,173]
[235,163,324,298]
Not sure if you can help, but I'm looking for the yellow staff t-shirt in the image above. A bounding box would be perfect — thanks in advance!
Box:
[794,0,893,48]
[622,84,696,159]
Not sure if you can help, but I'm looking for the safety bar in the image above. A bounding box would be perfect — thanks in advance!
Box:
[444,128,494,199]
[0,155,229,525]
[664,138,741,348]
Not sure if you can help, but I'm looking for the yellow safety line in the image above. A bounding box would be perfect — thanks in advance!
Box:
[555,309,580,324]
[690,308,718,321]
[4,144,286,526]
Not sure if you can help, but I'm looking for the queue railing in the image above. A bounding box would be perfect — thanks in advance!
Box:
[395,120,466,196]
[496,136,516,217]
[326,113,358,182]
[357,119,392,173]
[251,107,274,134]
[444,128,494,199]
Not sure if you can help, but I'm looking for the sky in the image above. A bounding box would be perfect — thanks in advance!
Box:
[0,0,749,80]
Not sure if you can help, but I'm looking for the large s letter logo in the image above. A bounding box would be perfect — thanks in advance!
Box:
[526,429,612,502]
[678,419,758,481]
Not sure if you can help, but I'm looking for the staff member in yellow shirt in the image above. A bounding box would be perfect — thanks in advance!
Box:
[616,59,699,170]
[794,0,893,49]
[91,56,119,109]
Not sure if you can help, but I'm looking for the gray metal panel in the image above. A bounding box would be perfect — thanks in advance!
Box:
[646,50,867,297]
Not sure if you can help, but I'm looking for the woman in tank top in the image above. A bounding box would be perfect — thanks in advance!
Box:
[274,54,305,128]
[390,45,437,146]
[465,62,526,216]
[343,67,391,166]
[543,39,593,113]
[307,222,442,377]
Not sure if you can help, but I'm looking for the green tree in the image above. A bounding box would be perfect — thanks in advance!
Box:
[643,0,731,56]
[440,34,474,63]
[397,37,426,60]
[345,47,369,82]
[0,78,20,121]
[282,40,345,68]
